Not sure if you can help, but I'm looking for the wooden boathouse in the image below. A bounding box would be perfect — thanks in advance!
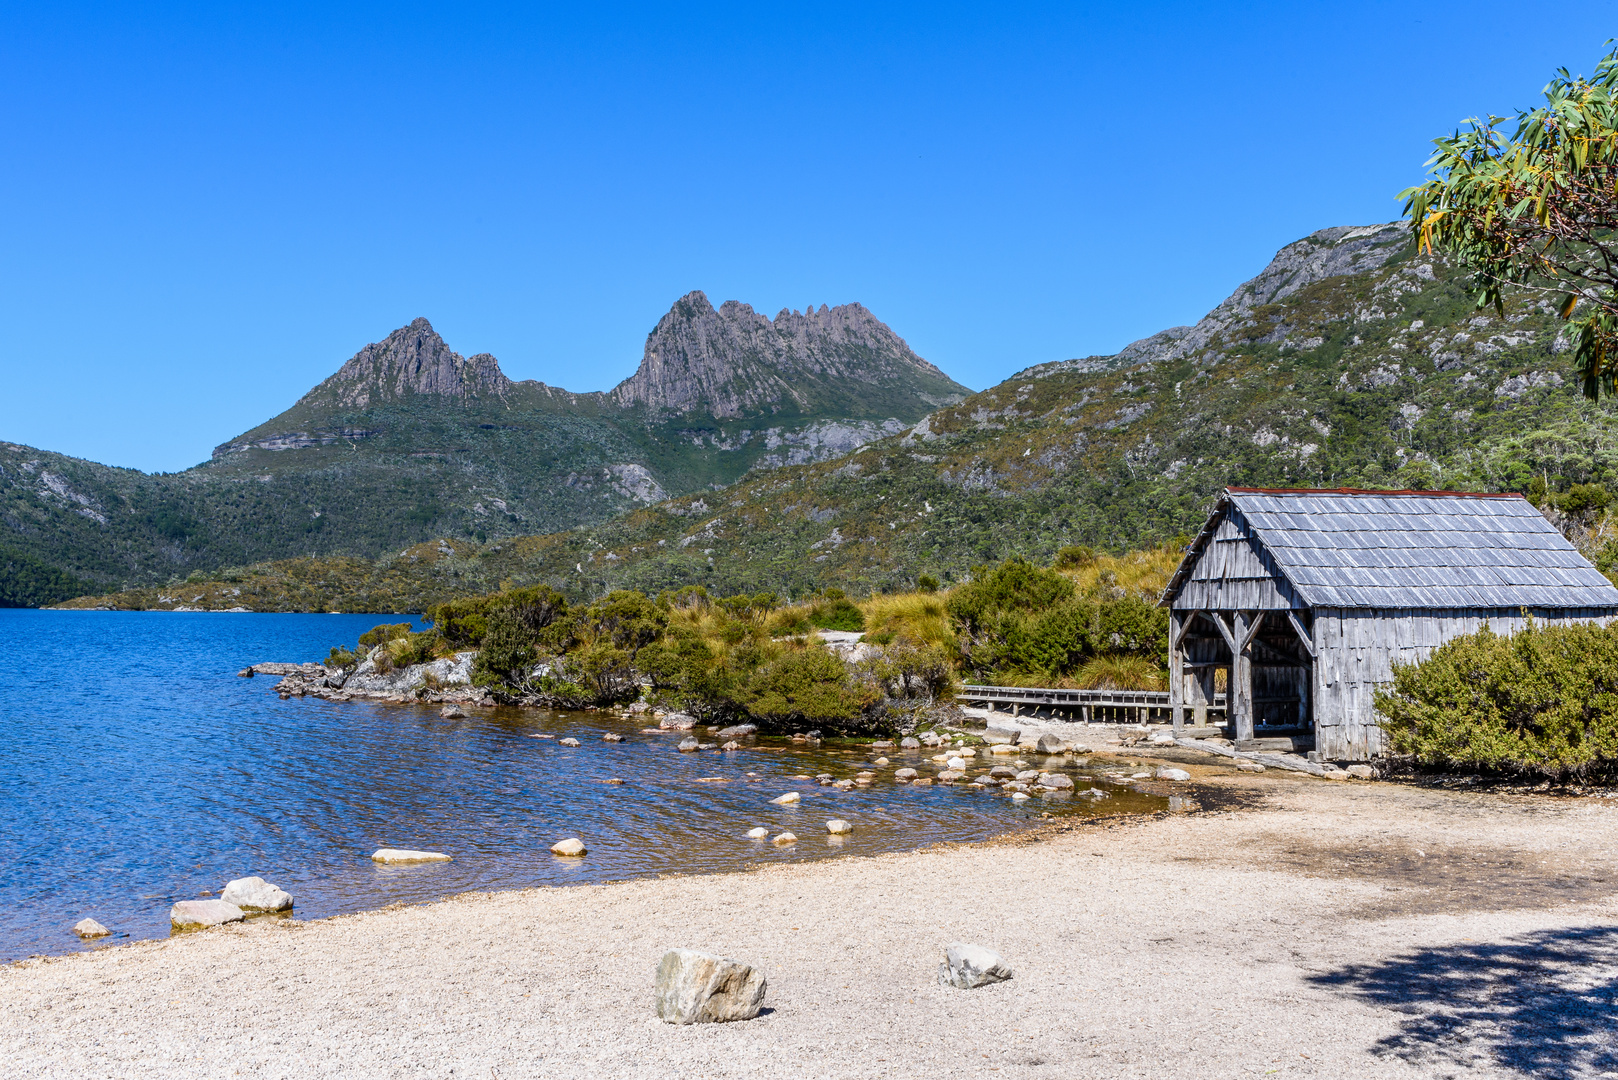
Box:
[1159,486,1618,760]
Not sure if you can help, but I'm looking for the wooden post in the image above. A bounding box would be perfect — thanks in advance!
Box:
[1169,610,1187,733]
[1232,611,1256,743]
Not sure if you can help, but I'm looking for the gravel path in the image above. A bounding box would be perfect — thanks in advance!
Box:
[6,769,1618,1079]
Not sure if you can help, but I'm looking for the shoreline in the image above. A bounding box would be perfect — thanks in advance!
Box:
[8,774,1617,1078]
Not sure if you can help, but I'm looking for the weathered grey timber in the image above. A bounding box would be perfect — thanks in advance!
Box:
[955,684,1225,724]
[1160,487,1618,760]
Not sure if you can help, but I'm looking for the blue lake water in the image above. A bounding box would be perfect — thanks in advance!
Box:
[0,610,1164,962]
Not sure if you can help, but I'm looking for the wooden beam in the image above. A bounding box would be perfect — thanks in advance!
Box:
[1240,610,1266,651]
[1171,609,1197,649]
[1204,611,1238,654]
[1286,610,1316,658]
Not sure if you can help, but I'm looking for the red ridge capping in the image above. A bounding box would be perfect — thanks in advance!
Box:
[1224,485,1525,500]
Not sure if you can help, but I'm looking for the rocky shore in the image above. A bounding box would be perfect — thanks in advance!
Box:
[6,775,1617,1078]
[243,652,495,707]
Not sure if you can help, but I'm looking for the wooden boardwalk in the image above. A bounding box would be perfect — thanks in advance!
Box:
[956,684,1227,724]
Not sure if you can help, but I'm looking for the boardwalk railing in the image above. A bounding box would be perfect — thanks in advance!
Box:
[956,684,1228,725]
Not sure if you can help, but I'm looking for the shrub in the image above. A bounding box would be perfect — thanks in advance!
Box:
[1052,545,1097,570]
[809,594,866,632]
[916,574,939,594]
[767,607,813,637]
[946,559,1073,635]
[742,646,874,725]
[859,640,956,700]
[1375,619,1618,779]
[359,622,412,649]
[1072,653,1166,691]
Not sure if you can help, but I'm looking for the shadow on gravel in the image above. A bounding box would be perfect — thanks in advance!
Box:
[1309,926,1618,1078]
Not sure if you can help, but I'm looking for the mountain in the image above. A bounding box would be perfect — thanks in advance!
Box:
[67,218,1618,612]
[0,295,969,601]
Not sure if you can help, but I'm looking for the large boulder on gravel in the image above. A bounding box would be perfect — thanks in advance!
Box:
[170,900,245,930]
[938,943,1013,989]
[220,876,294,912]
[655,948,768,1024]
[1035,733,1067,754]
[1155,767,1191,782]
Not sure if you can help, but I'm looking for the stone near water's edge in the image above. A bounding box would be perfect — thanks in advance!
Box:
[603,732,625,742]
[551,838,587,856]
[371,848,451,863]
[1038,774,1075,790]
[715,723,757,738]
[73,918,110,938]
[170,900,246,930]
[1155,767,1191,782]
[660,713,698,731]
[894,768,918,780]
[938,943,1013,989]
[1035,733,1067,754]
[678,737,700,752]
[440,705,466,719]
[653,948,767,1024]
[900,737,920,749]
[722,740,740,751]
[772,832,797,845]
[826,819,852,834]
[746,827,769,839]
[220,876,294,912]
[559,737,581,747]
[770,792,800,804]
[1010,792,1030,802]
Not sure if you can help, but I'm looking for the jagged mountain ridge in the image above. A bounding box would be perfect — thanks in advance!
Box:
[2,293,969,599]
[69,218,1618,612]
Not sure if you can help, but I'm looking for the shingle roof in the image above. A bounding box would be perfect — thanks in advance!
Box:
[1162,487,1618,610]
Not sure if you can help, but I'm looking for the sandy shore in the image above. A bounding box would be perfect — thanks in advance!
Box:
[6,767,1618,1079]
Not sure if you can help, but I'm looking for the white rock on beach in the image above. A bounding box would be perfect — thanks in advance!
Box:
[551,838,587,857]
[220,876,294,912]
[770,792,801,805]
[371,849,451,863]
[938,943,1014,989]
[746,827,769,839]
[653,948,767,1024]
[1155,767,1191,782]
[826,819,852,835]
[72,918,110,938]
[170,899,245,930]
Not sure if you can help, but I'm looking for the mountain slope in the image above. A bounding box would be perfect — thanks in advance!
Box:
[3,295,967,597]
[68,219,1618,611]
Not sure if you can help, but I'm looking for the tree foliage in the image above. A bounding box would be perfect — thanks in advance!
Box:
[1403,44,1618,396]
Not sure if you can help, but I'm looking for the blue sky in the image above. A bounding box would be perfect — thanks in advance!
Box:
[2,1,1613,472]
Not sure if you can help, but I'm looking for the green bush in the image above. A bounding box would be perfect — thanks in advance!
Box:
[809,594,865,632]
[916,574,939,594]
[1052,545,1097,570]
[741,646,874,725]
[1375,619,1618,779]
[359,622,413,649]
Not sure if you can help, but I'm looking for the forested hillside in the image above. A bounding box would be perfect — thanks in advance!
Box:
[64,220,1618,612]
[3,295,967,602]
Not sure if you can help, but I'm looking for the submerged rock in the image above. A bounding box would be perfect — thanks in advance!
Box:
[938,943,1013,989]
[746,827,769,839]
[220,876,293,912]
[770,792,801,804]
[371,848,450,863]
[440,705,466,719]
[170,899,245,930]
[559,737,581,747]
[826,819,853,835]
[894,768,919,780]
[678,737,700,752]
[603,732,625,742]
[654,948,767,1024]
[73,918,110,938]
[772,832,797,845]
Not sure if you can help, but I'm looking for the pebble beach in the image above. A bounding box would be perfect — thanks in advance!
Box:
[7,768,1617,1079]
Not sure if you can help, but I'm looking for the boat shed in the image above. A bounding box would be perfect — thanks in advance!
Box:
[1158,487,1618,761]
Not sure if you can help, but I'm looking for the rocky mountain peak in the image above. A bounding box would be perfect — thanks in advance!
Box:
[299,318,513,410]
[610,291,963,418]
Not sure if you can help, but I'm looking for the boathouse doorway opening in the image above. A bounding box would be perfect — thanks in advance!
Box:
[1171,609,1312,748]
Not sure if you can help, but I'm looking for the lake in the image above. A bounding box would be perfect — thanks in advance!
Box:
[0,610,1166,962]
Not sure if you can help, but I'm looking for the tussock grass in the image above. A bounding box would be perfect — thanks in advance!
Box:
[859,591,953,646]
[1061,542,1182,600]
